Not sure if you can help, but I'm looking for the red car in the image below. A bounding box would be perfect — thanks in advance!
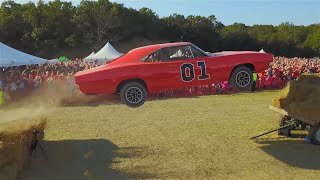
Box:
[75,42,273,107]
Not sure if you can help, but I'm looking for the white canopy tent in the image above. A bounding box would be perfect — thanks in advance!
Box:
[0,42,47,67]
[48,59,60,64]
[259,48,266,53]
[84,42,123,64]
[83,51,95,60]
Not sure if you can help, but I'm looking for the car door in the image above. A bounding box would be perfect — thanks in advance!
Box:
[162,46,201,89]
[171,45,212,89]
[140,48,183,92]
[187,45,212,86]
[141,45,213,92]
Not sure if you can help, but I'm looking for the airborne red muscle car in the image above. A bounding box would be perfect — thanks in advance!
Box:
[75,42,273,107]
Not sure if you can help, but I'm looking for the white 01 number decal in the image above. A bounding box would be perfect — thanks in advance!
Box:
[180,61,210,82]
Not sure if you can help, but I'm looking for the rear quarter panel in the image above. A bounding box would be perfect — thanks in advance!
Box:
[76,63,168,94]
[206,52,273,83]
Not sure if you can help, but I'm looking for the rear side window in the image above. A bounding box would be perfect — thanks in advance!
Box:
[143,53,161,62]
[141,55,151,62]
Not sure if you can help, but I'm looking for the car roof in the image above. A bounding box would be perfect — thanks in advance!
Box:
[108,42,194,65]
[131,42,193,52]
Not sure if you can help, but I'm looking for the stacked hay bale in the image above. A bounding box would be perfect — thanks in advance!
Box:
[0,118,46,180]
[272,73,320,122]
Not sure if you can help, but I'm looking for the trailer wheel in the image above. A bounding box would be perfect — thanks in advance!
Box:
[308,124,320,145]
[278,115,291,137]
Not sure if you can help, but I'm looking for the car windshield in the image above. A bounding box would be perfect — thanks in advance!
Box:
[190,44,208,56]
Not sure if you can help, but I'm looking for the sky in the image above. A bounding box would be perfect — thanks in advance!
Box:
[3,0,320,26]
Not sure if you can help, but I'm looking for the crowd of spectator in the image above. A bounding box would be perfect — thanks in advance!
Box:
[0,59,100,103]
[257,56,319,89]
[0,57,319,104]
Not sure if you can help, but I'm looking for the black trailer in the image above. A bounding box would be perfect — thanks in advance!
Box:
[251,106,320,145]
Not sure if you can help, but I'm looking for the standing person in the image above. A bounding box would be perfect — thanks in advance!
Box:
[46,73,56,104]
[0,87,3,107]
[266,66,274,78]
[0,75,3,103]
[286,67,293,81]
[17,75,27,100]
[65,73,75,97]
[47,73,54,92]
[33,75,42,89]
[22,65,31,76]
[27,74,34,88]
[251,71,257,92]
[9,77,18,101]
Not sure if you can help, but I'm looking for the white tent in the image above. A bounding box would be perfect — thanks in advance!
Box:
[83,51,95,60]
[259,48,266,53]
[48,59,60,64]
[84,42,123,64]
[0,42,47,67]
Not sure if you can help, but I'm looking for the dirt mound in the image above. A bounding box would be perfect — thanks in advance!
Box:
[272,73,320,122]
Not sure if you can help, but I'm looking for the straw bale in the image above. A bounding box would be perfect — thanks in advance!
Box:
[0,118,46,179]
[272,73,320,122]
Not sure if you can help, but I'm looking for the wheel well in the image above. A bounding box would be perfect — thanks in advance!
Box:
[234,63,255,72]
[229,63,255,80]
[116,78,147,93]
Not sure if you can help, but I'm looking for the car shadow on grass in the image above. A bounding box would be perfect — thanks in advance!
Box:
[19,139,155,180]
[60,91,256,107]
[60,94,121,107]
[256,139,320,170]
[60,93,202,107]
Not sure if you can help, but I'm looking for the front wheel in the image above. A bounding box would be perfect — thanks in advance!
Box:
[229,66,253,91]
[120,82,147,107]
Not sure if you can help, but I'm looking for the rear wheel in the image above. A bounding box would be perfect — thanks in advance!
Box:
[229,66,253,91]
[309,124,320,145]
[120,82,147,107]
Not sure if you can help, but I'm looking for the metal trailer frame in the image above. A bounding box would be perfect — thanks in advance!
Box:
[251,106,320,145]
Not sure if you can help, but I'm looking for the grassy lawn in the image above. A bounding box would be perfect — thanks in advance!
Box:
[20,91,320,179]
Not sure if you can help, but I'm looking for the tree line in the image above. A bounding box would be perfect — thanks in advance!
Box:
[0,0,319,59]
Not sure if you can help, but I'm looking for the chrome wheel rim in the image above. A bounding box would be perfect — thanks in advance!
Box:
[125,87,143,104]
[236,71,251,87]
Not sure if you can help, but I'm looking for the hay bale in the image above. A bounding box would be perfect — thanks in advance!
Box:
[0,118,46,180]
[0,162,18,180]
[272,73,320,122]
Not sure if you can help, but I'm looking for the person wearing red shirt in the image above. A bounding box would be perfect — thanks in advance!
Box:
[277,78,284,89]
[27,74,34,92]
[292,70,300,80]
[260,75,267,89]
[273,68,280,78]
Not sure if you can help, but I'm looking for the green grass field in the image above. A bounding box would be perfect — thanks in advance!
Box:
[20,91,320,179]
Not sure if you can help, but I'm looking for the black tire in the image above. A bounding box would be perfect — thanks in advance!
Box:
[308,124,320,145]
[229,66,253,91]
[278,115,286,136]
[278,115,291,137]
[120,81,147,107]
